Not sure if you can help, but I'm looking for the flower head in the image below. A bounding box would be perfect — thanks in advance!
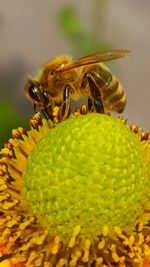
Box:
[0,108,150,267]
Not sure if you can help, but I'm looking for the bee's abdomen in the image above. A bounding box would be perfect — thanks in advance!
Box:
[103,75,126,113]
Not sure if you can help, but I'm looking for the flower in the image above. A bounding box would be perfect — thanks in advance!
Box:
[0,107,150,267]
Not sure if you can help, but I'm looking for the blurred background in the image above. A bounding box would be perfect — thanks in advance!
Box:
[0,0,150,147]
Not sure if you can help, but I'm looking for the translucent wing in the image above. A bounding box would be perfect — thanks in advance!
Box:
[57,49,130,72]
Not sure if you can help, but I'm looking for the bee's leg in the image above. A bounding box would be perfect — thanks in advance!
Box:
[0,253,13,262]
[87,98,94,112]
[34,103,54,121]
[86,73,104,113]
[42,105,57,121]
[34,103,37,113]
[33,103,49,120]
[59,85,71,120]
[41,109,49,120]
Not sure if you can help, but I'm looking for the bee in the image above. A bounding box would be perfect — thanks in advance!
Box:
[0,253,13,262]
[24,49,129,120]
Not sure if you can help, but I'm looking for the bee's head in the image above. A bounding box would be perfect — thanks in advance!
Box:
[24,78,50,108]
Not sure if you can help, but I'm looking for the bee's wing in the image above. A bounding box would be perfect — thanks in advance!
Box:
[57,49,130,72]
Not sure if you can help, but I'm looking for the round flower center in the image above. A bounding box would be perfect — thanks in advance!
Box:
[23,114,150,237]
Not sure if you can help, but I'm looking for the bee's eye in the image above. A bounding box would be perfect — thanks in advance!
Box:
[28,85,40,102]
[28,84,50,106]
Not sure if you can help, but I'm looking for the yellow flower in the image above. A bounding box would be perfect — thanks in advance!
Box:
[0,107,150,267]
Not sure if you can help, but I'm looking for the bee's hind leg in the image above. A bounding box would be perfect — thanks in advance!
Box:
[87,98,94,112]
[86,74,104,113]
[59,85,72,120]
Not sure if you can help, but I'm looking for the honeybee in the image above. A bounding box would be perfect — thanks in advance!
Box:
[0,253,13,262]
[25,49,129,120]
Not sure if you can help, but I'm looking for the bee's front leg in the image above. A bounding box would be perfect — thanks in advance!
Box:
[59,85,72,120]
[34,103,37,113]
[34,102,48,119]
[41,108,50,120]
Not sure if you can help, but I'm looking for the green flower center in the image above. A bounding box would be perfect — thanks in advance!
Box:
[23,114,150,237]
